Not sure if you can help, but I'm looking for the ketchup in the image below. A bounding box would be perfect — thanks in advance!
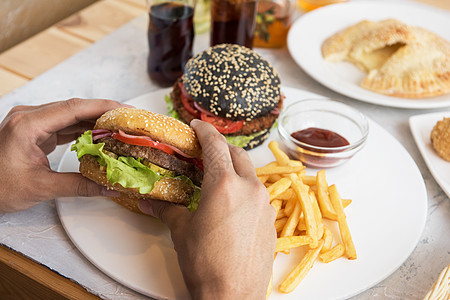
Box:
[291,127,349,148]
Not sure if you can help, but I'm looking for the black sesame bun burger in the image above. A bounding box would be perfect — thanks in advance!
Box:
[169,43,283,150]
[71,108,203,213]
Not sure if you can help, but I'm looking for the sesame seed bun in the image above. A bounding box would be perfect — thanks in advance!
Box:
[182,44,281,121]
[79,155,194,214]
[94,108,201,157]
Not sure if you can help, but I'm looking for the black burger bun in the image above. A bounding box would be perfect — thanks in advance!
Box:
[182,44,281,121]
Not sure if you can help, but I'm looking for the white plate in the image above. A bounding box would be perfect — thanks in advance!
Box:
[287,1,450,109]
[410,111,450,199]
[56,87,427,300]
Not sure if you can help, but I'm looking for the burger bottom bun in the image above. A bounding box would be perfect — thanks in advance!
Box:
[79,155,194,214]
[241,128,271,150]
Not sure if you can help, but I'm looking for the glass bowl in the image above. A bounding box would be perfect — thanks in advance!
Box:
[277,99,369,168]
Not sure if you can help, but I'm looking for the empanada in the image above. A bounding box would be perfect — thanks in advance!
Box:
[322,19,450,98]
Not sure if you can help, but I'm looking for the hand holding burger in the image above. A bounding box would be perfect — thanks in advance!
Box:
[72,107,204,212]
[0,98,128,213]
[139,119,277,299]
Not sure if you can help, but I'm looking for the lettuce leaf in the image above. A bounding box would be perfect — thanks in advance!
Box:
[71,131,200,210]
[165,95,181,120]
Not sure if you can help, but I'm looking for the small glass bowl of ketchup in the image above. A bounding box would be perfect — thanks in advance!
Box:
[277,99,369,168]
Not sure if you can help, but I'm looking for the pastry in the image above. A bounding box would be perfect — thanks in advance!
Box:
[322,19,450,98]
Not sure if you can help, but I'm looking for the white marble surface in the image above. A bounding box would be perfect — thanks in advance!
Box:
[0,2,449,299]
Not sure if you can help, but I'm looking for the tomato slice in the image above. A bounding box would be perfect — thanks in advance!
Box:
[111,132,175,155]
[200,113,244,134]
[179,82,201,118]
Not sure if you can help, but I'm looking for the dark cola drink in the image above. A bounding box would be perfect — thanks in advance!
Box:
[210,0,258,49]
[147,2,194,86]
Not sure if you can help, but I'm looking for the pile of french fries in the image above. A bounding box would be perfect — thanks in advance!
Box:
[255,141,357,297]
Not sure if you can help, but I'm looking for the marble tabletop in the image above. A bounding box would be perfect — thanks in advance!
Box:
[0,1,449,299]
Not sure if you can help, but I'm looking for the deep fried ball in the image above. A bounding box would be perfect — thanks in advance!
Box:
[430,117,450,161]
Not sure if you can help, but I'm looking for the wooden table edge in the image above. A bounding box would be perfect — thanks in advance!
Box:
[0,243,100,299]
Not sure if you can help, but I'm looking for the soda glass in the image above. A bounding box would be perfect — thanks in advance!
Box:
[147,0,196,87]
[210,0,258,49]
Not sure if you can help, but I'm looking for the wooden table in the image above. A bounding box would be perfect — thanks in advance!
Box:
[0,0,448,298]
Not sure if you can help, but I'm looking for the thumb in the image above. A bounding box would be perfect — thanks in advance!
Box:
[46,172,120,198]
[138,199,189,230]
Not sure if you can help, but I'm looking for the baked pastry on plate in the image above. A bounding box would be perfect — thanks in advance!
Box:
[322,19,450,98]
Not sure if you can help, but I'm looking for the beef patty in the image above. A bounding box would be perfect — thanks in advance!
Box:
[170,79,283,136]
[98,137,203,186]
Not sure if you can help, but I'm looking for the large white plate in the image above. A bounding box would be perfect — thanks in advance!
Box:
[56,87,427,300]
[410,111,450,199]
[287,1,450,109]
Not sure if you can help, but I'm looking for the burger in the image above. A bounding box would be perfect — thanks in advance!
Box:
[71,108,203,213]
[168,43,283,150]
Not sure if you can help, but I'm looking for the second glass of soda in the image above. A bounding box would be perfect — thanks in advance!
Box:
[147,0,196,87]
[210,0,258,49]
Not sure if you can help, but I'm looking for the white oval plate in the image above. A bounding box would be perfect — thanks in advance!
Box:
[287,1,450,109]
[57,86,427,299]
[409,111,450,199]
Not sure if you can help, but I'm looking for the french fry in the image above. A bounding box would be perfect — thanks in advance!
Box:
[256,165,305,176]
[329,184,357,260]
[277,209,287,220]
[319,244,345,263]
[297,215,306,231]
[276,236,314,252]
[302,175,317,186]
[342,198,352,208]
[258,175,269,184]
[275,217,288,233]
[274,188,295,201]
[266,271,273,300]
[284,197,297,216]
[280,202,302,238]
[271,199,283,215]
[268,174,283,183]
[267,177,292,201]
[289,174,318,247]
[316,170,337,220]
[309,190,324,241]
[279,240,324,293]
[269,141,290,166]
[321,225,333,253]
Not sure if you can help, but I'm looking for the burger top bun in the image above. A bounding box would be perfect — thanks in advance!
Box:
[182,44,281,121]
[94,108,201,157]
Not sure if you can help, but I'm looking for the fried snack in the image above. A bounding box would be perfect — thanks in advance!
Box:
[430,117,450,161]
[276,236,314,252]
[329,184,357,260]
[256,165,304,176]
[279,240,324,293]
[261,141,357,295]
[316,170,337,220]
[321,225,333,253]
[319,244,345,263]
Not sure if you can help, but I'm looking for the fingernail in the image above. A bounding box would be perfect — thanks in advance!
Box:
[138,200,154,216]
[190,119,200,127]
[121,103,135,108]
[101,188,120,197]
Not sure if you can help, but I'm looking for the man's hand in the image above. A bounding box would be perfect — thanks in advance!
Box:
[0,98,128,212]
[139,119,277,299]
